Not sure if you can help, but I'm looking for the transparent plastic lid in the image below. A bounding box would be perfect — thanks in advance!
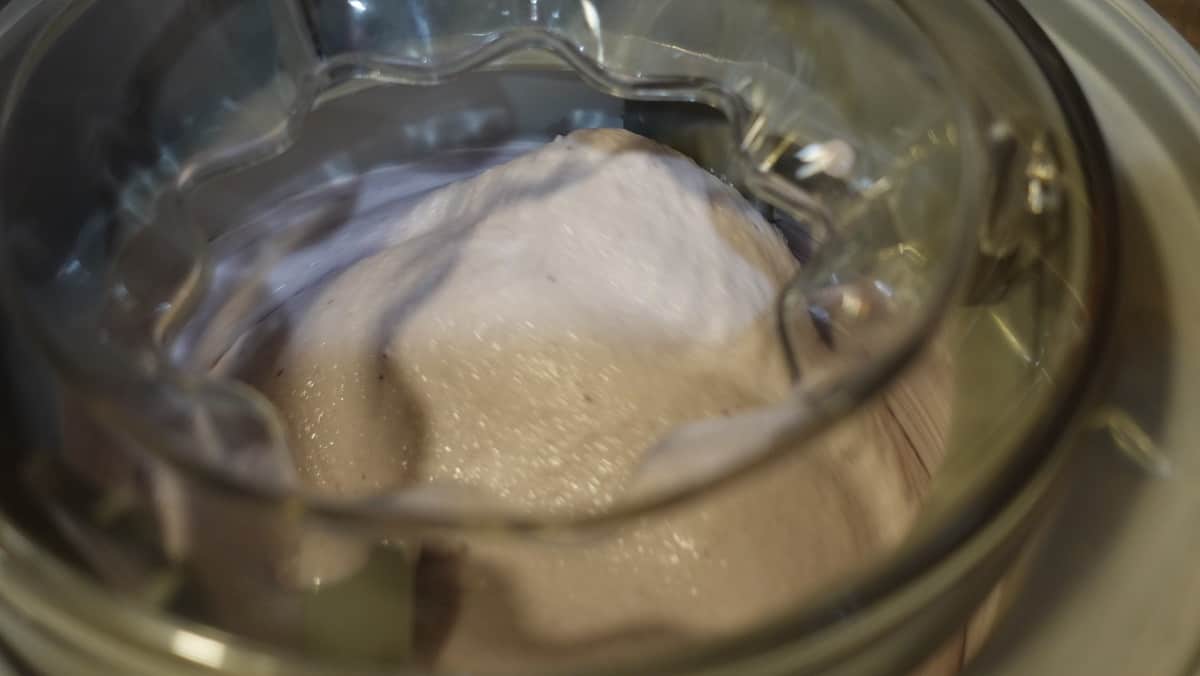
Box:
[2,0,984,524]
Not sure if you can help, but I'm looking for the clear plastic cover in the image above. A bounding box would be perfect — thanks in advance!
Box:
[2,0,982,516]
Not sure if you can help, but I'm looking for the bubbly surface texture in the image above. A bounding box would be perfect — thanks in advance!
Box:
[221,129,946,671]
[230,129,798,514]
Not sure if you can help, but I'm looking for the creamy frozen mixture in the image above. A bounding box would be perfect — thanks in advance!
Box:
[222,129,948,670]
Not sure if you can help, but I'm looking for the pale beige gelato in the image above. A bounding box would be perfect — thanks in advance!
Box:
[225,129,951,671]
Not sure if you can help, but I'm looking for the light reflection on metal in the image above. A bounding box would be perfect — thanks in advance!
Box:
[989,310,1035,365]
[794,139,856,180]
[170,630,228,669]
[841,290,865,318]
[580,0,602,61]
[1091,406,1172,477]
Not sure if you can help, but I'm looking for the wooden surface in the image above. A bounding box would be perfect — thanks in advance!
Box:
[1148,0,1200,47]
